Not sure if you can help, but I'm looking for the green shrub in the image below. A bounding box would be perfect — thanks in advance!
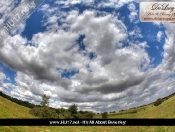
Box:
[84,111,94,119]
[73,113,82,119]
[132,110,137,113]
[62,111,73,119]
[154,98,162,106]
[29,107,59,118]
[101,112,108,118]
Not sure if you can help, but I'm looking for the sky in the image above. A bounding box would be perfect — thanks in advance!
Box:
[0,0,175,113]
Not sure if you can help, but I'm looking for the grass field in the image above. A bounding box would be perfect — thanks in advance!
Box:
[0,95,175,132]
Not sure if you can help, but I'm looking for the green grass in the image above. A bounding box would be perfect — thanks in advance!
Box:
[0,96,35,118]
[94,96,175,119]
[1,95,175,132]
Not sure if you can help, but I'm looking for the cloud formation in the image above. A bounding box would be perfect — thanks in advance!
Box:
[0,0,175,112]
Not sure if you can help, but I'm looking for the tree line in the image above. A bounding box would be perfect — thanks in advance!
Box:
[0,91,37,108]
[29,94,95,119]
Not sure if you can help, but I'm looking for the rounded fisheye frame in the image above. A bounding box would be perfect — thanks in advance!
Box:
[1,0,175,130]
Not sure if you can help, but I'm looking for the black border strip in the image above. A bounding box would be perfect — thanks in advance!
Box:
[0,119,175,126]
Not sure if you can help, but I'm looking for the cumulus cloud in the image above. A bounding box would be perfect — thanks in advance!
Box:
[162,23,175,72]
[67,10,127,53]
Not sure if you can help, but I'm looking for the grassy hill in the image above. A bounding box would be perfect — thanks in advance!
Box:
[0,96,35,118]
[94,95,175,119]
[1,95,175,132]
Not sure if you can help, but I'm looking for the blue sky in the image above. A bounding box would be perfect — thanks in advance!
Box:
[0,0,175,112]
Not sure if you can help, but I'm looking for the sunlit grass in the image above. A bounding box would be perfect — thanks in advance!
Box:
[0,96,35,118]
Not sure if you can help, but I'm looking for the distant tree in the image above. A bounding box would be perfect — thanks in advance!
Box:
[154,98,162,106]
[101,112,108,118]
[29,94,59,118]
[68,104,78,115]
[40,94,50,107]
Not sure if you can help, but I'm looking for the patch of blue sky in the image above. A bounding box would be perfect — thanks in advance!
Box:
[115,2,166,68]
[117,2,135,29]
[21,0,88,41]
[86,64,92,72]
[0,62,16,85]
[89,52,97,60]
[77,34,86,51]
[53,97,58,102]
[166,74,175,79]
[20,0,49,40]
[61,69,79,79]
[76,35,97,60]
[137,22,166,67]
[21,8,46,40]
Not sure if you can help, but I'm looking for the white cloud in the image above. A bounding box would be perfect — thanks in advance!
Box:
[128,2,136,11]
[0,0,18,24]
[168,86,172,90]
[162,23,175,72]
[127,3,138,23]
[67,10,127,53]
[157,31,163,42]
[0,70,6,83]
[54,0,95,7]
[97,0,133,9]
[129,26,143,39]
[39,4,50,11]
